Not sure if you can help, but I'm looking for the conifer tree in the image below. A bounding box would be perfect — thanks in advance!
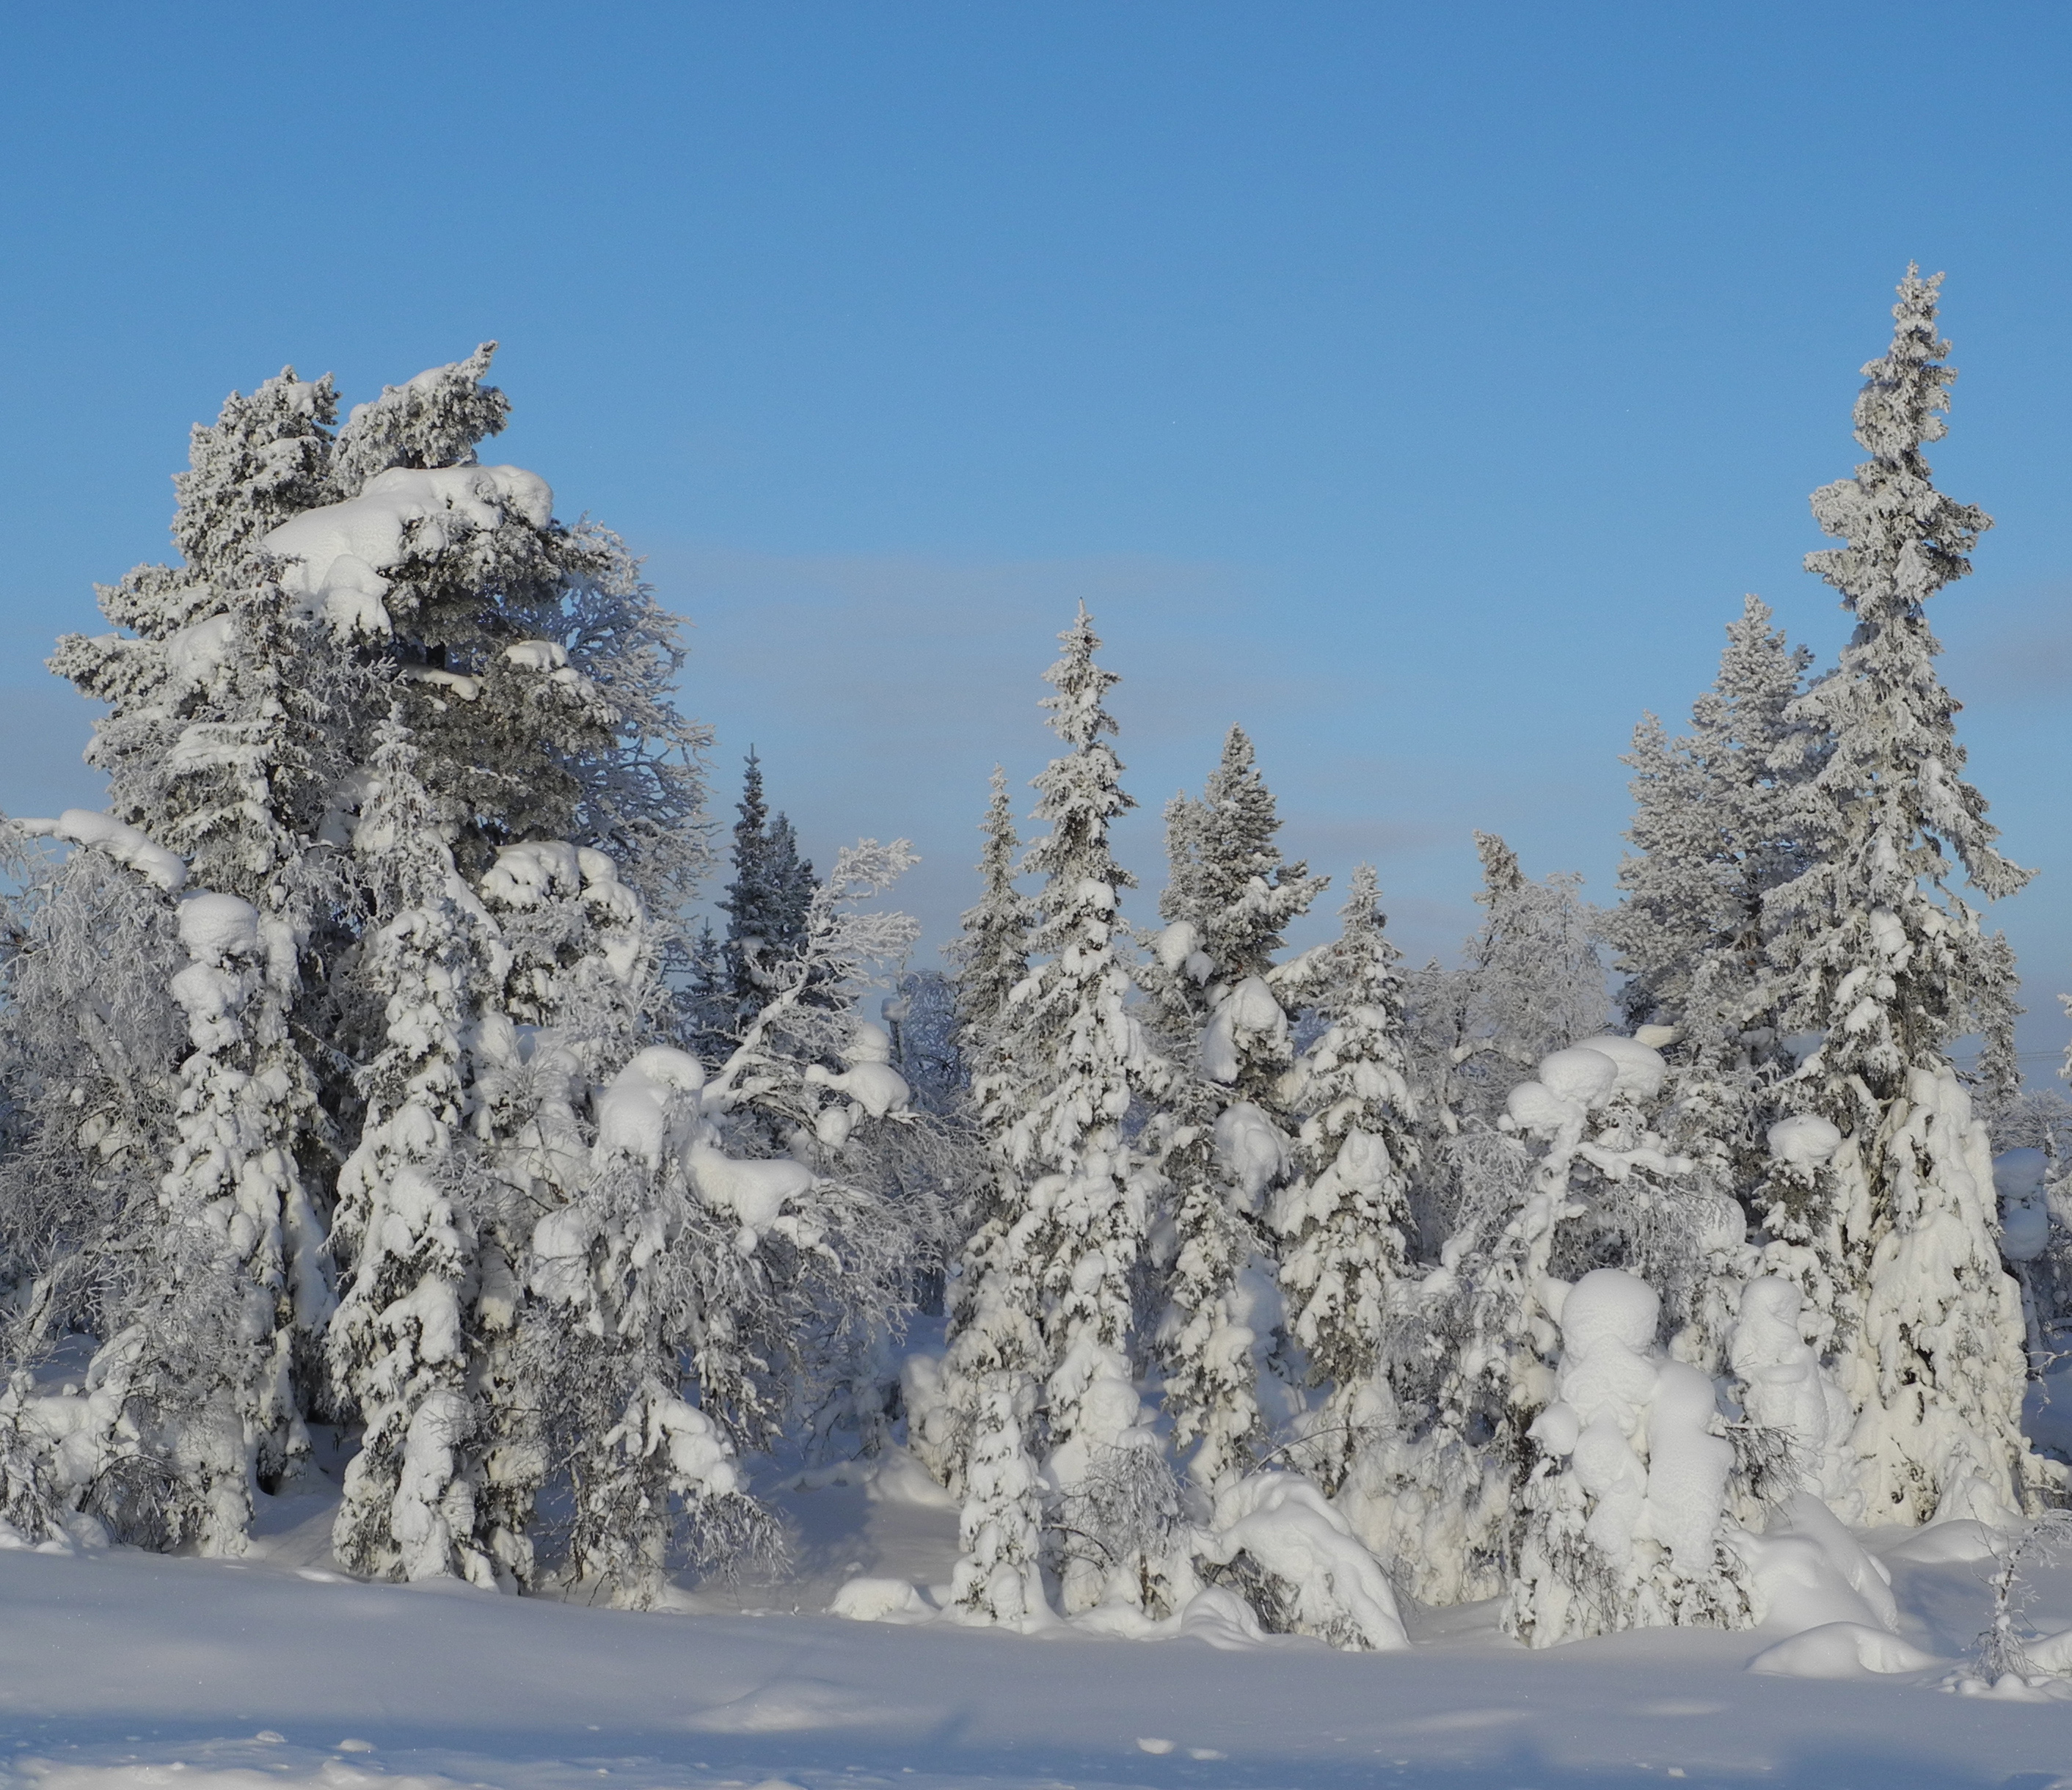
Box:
[48,551,360,1541]
[1610,598,1818,1197]
[1271,866,1419,1494]
[7,348,713,1565]
[1145,727,1324,1492]
[718,753,820,1030]
[1012,610,1167,1611]
[948,609,1165,1621]
[1757,268,2038,1522]
[327,719,501,1586]
[949,768,1032,1082]
[261,346,709,906]
[913,770,1034,1494]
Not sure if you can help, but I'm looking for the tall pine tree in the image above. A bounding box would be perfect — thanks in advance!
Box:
[1759,268,2038,1522]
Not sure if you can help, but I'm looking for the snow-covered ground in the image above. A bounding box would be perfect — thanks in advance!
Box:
[6,1436,2072,1790]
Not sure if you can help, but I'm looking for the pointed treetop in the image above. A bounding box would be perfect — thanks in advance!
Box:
[1473,832,1525,905]
[172,366,340,580]
[736,747,768,837]
[1340,861,1385,939]
[330,343,510,499]
[1163,722,1327,980]
[949,766,1033,1058]
[1806,268,1990,621]
[1040,604,1122,753]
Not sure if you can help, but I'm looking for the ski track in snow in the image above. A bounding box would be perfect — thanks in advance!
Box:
[4,1471,2072,1790]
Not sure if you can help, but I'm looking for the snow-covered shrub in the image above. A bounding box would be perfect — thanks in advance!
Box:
[1507,1268,1753,1646]
[1727,1275,1856,1513]
[1198,1472,1408,1651]
[1340,1037,1691,1607]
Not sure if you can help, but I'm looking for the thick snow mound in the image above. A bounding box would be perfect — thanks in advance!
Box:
[1875,1519,2000,1565]
[1734,1494,1897,1634]
[687,1142,812,1251]
[18,809,186,893]
[1214,1102,1289,1206]
[592,1048,704,1166]
[177,891,262,965]
[1572,1034,1668,1100]
[1505,1045,1624,1136]
[481,839,583,907]
[1745,1621,1939,1679]
[828,1576,933,1623]
[1205,1472,1408,1652]
[1537,1046,1620,1108]
[2028,1626,2072,1673]
[1766,1113,1842,1167]
[1201,976,1288,1084]
[1560,1266,1660,1356]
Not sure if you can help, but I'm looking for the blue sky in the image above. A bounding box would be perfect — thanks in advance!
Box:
[2,3,2068,1063]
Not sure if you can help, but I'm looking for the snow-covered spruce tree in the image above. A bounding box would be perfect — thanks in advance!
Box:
[45,379,368,1504]
[1144,727,1326,1495]
[14,347,714,1562]
[464,831,681,1593]
[951,609,1167,1621]
[1506,1268,1753,1646]
[1610,598,1821,1196]
[910,770,1035,1497]
[715,752,820,1035]
[949,767,1032,1095]
[1269,865,1419,1495]
[1613,597,1815,1040]
[327,718,503,1586]
[1757,268,2040,1523]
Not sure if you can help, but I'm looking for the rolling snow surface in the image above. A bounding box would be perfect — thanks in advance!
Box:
[4,1444,2072,1790]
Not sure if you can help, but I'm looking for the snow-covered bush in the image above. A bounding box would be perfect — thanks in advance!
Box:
[1340,1037,1692,1606]
[1507,1268,1753,1645]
